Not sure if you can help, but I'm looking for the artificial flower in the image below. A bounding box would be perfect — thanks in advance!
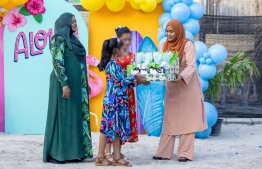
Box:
[0,10,8,27]
[25,0,45,16]
[3,8,27,32]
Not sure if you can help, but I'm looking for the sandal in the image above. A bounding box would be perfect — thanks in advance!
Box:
[178,157,189,162]
[153,156,169,160]
[112,152,130,161]
[95,157,114,166]
[105,153,114,162]
[113,158,132,167]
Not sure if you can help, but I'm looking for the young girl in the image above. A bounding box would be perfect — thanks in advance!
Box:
[95,38,145,167]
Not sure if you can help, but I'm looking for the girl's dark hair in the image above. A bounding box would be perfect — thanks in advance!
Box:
[98,38,123,72]
[115,26,131,38]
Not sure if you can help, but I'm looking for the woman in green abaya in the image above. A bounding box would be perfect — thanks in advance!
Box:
[43,13,92,164]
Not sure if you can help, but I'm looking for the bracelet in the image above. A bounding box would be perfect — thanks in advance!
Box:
[63,86,69,89]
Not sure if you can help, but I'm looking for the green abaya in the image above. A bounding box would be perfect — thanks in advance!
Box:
[43,13,92,162]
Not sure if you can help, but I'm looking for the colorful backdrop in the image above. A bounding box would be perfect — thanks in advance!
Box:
[3,0,89,134]
[89,3,164,132]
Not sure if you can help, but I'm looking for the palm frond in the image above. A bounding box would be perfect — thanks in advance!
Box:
[205,52,260,105]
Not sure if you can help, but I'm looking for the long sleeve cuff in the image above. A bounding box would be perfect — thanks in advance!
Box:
[60,80,68,87]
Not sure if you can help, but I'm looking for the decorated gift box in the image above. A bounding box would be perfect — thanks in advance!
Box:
[126,51,179,81]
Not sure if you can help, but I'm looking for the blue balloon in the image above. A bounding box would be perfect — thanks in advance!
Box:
[206,58,213,65]
[181,0,193,5]
[159,12,173,27]
[185,30,194,42]
[183,18,200,36]
[159,37,167,50]
[138,36,158,53]
[194,41,208,61]
[196,128,212,139]
[162,0,176,13]
[198,64,217,80]
[171,3,190,23]
[209,44,228,64]
[158,27,164,33]
[196,61,199,70]
[203,52,210,59]
[199,58,206,64]
[174,0,181,3]
[199,76,209,92]
[162,19,172,31]
[157,31,166,41]
[204,102,218,128]
[189,2,204,20]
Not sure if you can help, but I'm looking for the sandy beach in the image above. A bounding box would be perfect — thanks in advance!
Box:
[0,123,261,169]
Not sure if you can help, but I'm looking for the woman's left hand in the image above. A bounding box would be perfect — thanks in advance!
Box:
[172,73,182,83]
[88,86,91,95]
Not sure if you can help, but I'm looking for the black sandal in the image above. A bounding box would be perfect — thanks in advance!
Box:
[178,157,189,162]
[153,156,169,160]
[47,155,65,164]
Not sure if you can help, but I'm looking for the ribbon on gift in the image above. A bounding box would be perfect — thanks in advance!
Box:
[127,64,137,74]
[148,63,160,68]
[170,51,179,65]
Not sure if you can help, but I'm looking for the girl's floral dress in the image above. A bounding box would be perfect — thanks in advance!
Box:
[100,60,137,143]
[117,52,139,143]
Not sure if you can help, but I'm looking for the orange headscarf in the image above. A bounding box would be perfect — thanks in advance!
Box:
[163,19,190,64]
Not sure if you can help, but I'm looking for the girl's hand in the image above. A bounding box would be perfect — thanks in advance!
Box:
[62,86,71,99]
[172,73,182,83]
[136,73,146,83]
[143,81,150,86]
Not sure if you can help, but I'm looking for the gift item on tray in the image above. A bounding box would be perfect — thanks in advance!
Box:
[127,51,179,81]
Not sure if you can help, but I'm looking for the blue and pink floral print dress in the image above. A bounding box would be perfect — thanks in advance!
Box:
[100,60,137,143]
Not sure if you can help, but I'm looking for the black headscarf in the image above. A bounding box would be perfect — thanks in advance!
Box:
[53,13,86,63]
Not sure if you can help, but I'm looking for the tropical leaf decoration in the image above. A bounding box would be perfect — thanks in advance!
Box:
[205,52,260,104]
[137,82,165,137]
[136,36,165,137]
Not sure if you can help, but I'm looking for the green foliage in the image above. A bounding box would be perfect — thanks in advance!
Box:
[205,52,260,105]
[33,13,43,23]
[19,7,31,16]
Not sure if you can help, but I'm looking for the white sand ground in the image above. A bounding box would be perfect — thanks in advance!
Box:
[0,124,262,169]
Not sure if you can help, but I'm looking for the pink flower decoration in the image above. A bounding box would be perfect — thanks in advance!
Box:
[25,0,46,16]
[3,8,27,32]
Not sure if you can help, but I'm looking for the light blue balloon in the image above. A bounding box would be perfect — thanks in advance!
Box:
[189,2,204,20]
[181,0,193,5]
[196,128,212,139]
[194,41,208,61]
[203,52,210,59]
[174,0,181,3]
[206,58,213,65]
[185,30,194,42]
[162,19,172,31]
[196,61,199,70]
[199,58,206,64]
[208,44,228,64]
[159,12,173,27]
[159,37,167,50]
[138,36,158,53]
[204,102,218,128]
[199,76,209,92]
[162,0,176,13]
[158,27,164,33]
[157,31,166,41]
[183,18,200,36]
[171,3,190,23]
[198,64,217,80]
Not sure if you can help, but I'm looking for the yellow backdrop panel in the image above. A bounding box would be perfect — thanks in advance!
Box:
[89,3,164,132]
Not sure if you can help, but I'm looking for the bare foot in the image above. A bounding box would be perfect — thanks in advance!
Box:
[105,153,113,161]
[112,152,130,161]
[114,158,132,167]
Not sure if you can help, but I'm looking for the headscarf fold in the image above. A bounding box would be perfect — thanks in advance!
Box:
[53,13,86,63]
[163,19,190,64]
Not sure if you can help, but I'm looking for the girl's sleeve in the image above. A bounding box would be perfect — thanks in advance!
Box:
[180,41,197,85]
[110,61,137,87]
[50,35,68,87]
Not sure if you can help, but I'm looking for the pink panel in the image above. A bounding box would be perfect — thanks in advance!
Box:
[0,25,5,132]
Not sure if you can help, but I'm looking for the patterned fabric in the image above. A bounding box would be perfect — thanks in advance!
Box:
[100,60,137,143]
[118,52,139,143]
[50,36,93,158]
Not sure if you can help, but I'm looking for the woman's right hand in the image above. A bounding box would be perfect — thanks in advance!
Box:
[62,86,71,99]
[136,73,146,83]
